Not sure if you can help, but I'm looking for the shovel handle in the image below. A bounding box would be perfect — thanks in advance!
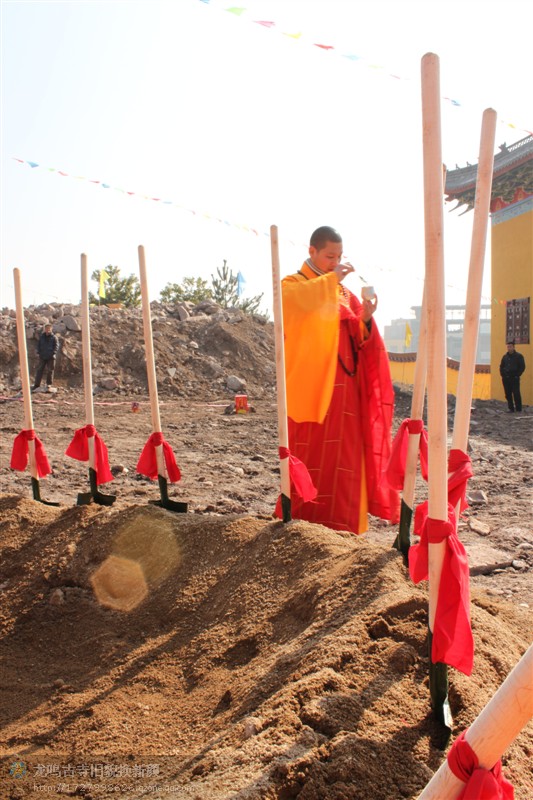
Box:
[421,53,448,632]
[270,226,291,506]
[451,109,497,454]
[13,268,40,481]
[138,245,162,435]
[13,269,34,431]
[80,254,95,428]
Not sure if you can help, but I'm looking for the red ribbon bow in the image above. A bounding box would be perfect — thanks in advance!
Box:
[136,432,181,483]
[65,424,114,485]
[383,418,429,490]
[10,428,52,478]
[409,501,474,675]
[447,730,515,799]
[448,449,473,513]
[279,446,317,502]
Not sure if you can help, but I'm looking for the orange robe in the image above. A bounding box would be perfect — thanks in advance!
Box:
[279,262,399,534]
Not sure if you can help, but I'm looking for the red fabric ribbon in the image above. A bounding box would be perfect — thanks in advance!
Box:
[447,730,515,799]
[65,424,114,485]
[409,501,474,675]
[279,446,317,502]
[10,428,52,478]
[448,449,473,513]
[136,432,181,483]
[383,418,429,490]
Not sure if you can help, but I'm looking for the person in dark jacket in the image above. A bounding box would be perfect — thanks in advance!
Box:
[499,341,526,412]
[32,323,59,391]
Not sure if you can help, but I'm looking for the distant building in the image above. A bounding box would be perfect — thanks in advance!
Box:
[445,133,532,405]
[385,305,491,364]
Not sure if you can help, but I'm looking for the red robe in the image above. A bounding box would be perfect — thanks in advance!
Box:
[278,263,399,533]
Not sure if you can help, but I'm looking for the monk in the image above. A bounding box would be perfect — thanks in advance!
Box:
[277,225,399,534]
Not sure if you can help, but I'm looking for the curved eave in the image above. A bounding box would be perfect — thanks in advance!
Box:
[444,134,533,211]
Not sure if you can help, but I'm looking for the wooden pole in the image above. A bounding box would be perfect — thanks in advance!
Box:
[451,109,497,456]
[421,52,451,727]
[137,245,186,512]
[270,225,292,522]
[13,268,38,482]
[80,255,96,471]
[138,245,166,479]
[418,644,533,799]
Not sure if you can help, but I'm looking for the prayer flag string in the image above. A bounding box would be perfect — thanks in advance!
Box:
[8,156,526,307]
[196,0,532,138]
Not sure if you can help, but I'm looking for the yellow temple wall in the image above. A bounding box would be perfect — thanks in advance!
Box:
[491,204,533,406]
[388,356,491,400]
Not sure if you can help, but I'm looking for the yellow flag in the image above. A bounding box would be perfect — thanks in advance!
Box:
[405,322,412,348]
[99,269,109,298]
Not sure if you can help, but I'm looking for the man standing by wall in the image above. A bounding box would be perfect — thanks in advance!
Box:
[499,341,526,412]
[32,322,59,392]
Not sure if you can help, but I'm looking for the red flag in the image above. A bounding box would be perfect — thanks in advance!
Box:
[65,424,114,485]
[448,449,473,513]
[136,432,181,483]
[10,429,52,478]
[409,501,474,675]
[447,729,515,799]
[279,446,317,502]
[383,418,429,490]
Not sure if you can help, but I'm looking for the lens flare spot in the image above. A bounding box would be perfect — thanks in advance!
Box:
[90,555,148,612]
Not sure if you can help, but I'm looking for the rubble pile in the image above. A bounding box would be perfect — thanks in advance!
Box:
[0,301,275,400]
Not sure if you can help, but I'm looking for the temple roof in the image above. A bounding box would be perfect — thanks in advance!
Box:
[444,133,533,212]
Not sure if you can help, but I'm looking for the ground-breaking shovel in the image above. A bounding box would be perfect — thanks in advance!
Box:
[75,254,116,506]
[418,644,532,799]
[137,245,187,513]
[12,268,59,506]
[271,225,292,522]
[421,52,452,731]
[270,226,317,522]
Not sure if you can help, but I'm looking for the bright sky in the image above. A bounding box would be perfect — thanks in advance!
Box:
[1,0,532,328]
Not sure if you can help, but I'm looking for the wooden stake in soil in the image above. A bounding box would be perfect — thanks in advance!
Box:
[137,245,187,513]
[270,225,292,522]
[11,268,57,505]
[418,644,533,799]
[421,52,451,729]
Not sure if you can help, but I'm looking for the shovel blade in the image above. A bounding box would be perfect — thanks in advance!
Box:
[89,468,117,506]
[150,498,189,513]
[280,493,292,523]
[93,490,117,506]
[31,477,61,506]
[393,499,413,565]
[77,491,94,506]
[151,475,188,514]
[428,630,453,738]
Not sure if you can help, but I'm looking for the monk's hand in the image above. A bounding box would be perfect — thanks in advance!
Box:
[333,262,355,283]
[362,295,378,322]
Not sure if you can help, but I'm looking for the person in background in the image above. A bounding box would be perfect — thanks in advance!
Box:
[276,225,399,534]
[499,340,526,412]
[32,322,59,392]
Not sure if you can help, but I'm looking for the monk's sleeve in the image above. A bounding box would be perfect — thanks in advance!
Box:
[282,271,339,424]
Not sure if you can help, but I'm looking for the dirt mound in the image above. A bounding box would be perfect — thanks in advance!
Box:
[1,300,532,798]
[1,496,532,799]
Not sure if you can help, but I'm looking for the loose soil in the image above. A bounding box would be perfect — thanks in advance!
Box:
[0,306,532,799]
